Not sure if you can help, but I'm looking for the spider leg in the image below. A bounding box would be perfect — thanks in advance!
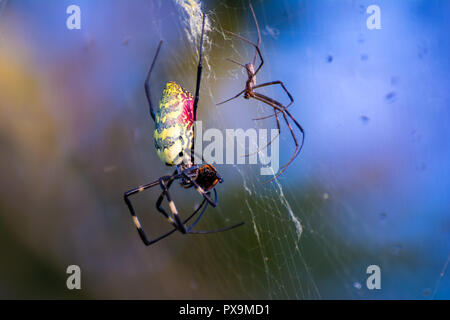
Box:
[254,91,301,133]
[143,197,210,246]
[251,81,294,121]
[140,197,210,247]
[243,108,281,157]
[249,2,261,67]
[191,12,206,163]
[155,171,181,227]
[144,40,163,122]
[181,173,245,234]
[216,89,246,106]
[218,5,265,107]
[184,189,217,232]
[224,30,264,76]
[226,58,246,68]
[256,91,304,151]
[124,170,181,245]
[284,108,306,168]
[183,197,210,230]
[253,81,294,108]
[139,228,178,246]
[228,83,291,157]
[252,92,305,183]
[124,179,164,245]
[188,222,245,234]
[181,171,218,207]
[124,168,241,244]
[158,178,187,234]
[253,113,279,121]
[124,169,209,246]
[193,12,205,122]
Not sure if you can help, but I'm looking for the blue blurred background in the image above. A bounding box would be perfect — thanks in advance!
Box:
[0,0,449,299]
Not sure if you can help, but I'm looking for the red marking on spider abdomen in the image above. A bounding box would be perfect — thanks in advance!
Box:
[178,91,194,129]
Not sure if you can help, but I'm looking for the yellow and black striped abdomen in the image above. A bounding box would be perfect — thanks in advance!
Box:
[154,82,194,166]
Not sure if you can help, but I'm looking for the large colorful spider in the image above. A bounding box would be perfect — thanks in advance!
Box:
[124,13,244,246]
[217,3,305,183]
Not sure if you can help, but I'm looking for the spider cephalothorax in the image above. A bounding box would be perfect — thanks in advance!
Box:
[195,164,223,191]
[124,13,243,246]
[177,163,222,192]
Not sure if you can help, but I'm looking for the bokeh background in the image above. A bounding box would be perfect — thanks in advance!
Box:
[0,0,449,299]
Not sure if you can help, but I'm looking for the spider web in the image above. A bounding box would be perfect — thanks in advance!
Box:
[168,0,337,299]
[158,0,450,299]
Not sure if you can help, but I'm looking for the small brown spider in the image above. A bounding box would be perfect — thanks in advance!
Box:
[217,3,305,183]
